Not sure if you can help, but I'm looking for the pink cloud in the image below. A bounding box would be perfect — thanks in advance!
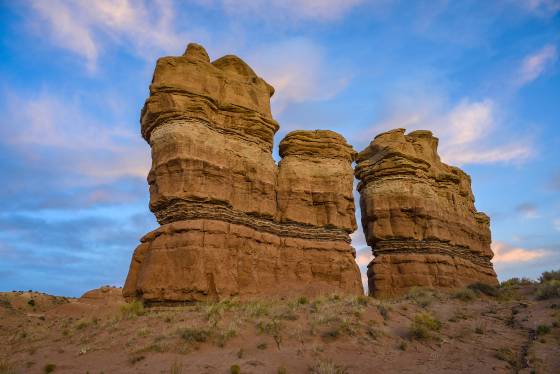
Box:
[492,241,548,263]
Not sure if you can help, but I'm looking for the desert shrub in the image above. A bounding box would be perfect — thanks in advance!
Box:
[468,282,498,297]
[539,270,560,283]
[256,319,282,348]
[410,312,442,340]
[377,303,390,321]
[297,296,309,305]
[452,288,477,301]
[407,287,435,307]
[120,300,144,319]
[536,280,560,300]
[215,324,237,347]
[179,327,211,343]
[354,295,369,306]
[398,341,407,351]
[536,324,551,335]
[277,367,287,374]
[43,363,56,373]
[500,277,534,288]
[230,364,240,374]
[309,360,348,374]
[495,347,517,368]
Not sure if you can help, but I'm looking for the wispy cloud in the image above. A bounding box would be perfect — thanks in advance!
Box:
[366,94,533,165]
[28,0,189,72]
[517,44,558,87]
[516,203,540,219]
[248,38,351,114]
[554,219,560,231]
[492,241,549,263]
[1,92,149,183]
[204,0,367,22]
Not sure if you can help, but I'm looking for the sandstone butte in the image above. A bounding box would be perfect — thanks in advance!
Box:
[123,43,363,303]
[355,128,498,297]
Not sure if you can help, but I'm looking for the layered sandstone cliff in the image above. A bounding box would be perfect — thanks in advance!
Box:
[355,128,498,297]
[123,44,362,303]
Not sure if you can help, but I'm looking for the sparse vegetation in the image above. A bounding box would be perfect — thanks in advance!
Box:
[407,287,435,307]
[500,277,534,288]
[120,300,145,319]
[309,360,347,374]
[410,312,442,340]
[230,364,240,374]
[539,270,560,283]
[452,288,477,301]
[377,303,389,321]
[495,348,518,368]
[179,326,211,343]
[467,282,498,297]
[536,280,560,300]
[536,324,550,335]
[43,363,56,373]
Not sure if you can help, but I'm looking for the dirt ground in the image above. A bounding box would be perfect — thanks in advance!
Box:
[1,284,559,374]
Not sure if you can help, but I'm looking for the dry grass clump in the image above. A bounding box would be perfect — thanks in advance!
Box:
[120,300,145,319]
[467,282,498,297]
[451,288,477,302]
[309,360,348,374]
[406,287,436,308]
[0,360,17,374]
[410,312,442,340]
[495,347,518,368]
[539,270,560,283]
[536,280,560,300]
[179,326,212,343]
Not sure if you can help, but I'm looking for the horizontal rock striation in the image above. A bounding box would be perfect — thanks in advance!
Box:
[124,44,362,303]
[355,128,498,297]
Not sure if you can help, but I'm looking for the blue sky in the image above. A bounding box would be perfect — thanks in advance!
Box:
[0,0,559,296]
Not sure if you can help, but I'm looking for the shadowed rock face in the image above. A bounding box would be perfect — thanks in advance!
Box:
[355,128,498,297]
[123,43,363,303]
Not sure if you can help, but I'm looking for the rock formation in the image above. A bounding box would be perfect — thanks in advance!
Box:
[355,128,498,297]
[123,43,362,303]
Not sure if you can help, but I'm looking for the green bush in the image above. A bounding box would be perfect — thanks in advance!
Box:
[536,324,551,335]
[230,364,240,374]
[410,312,441,340]
[536,280,560,300]
[468,282,498,297]
[120,300,144,319]
[539,270,560,283]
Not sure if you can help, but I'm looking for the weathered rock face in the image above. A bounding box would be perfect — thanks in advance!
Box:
[355,128,498,297]
[124,44,362,303]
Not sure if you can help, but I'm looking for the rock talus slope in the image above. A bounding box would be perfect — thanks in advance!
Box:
[355,128,498,296]
[123,44,362,303]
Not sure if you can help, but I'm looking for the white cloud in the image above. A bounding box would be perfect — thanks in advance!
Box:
[366,95,533,165]
[516,203,540,219]
[248,38,351,114]
[206,0,367,22]
[517,44,558,87]
[1,93,149,182]
[28,0,188,72]
[492,241,548,263]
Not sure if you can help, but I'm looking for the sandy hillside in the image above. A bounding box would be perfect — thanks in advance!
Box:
[1,283,559,374]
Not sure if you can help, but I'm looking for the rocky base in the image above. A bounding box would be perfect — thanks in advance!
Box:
[123,219,362,303]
